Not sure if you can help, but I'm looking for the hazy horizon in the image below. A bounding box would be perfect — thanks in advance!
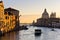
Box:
[3,0,60,23]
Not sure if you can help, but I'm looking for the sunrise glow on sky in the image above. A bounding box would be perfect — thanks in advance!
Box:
[3,0,60,23]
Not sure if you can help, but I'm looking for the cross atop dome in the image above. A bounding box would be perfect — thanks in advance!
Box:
[44,8,47,13]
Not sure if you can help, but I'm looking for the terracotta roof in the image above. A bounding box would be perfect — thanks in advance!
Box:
[0,1,2,3]
[4,7,19,11]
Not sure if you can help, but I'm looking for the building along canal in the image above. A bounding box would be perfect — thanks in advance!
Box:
[0,26,60,40]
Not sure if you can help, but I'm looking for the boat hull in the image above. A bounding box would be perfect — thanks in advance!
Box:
[35,29,42,36]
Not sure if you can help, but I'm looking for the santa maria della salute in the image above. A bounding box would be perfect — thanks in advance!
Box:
[33,9,60,28]
[0,1,19,34]
[42,9,56,19]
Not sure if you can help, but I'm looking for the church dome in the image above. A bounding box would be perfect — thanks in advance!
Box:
[42,9,49,15]
[42,9,49,19]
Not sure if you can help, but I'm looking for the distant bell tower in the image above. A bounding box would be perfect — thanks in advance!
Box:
[0,0,4,19]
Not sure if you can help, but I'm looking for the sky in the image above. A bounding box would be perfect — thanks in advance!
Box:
[2,0,60,23]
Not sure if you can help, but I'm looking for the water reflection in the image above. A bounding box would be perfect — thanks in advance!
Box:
[0,31,19,40]
[19,30,35,40]
[0,26,60,40]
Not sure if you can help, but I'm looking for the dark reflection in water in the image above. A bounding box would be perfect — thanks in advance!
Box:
[35,36,41,40]
[0,31,19,40]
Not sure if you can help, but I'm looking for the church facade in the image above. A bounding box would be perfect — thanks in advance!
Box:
[33,9,60,28]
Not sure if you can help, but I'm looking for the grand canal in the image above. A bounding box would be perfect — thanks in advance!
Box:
[0,26,60,40]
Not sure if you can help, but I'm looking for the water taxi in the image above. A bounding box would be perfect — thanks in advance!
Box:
[35,29,42,36]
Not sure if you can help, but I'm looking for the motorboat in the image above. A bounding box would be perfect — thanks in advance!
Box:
[35,29,42,36]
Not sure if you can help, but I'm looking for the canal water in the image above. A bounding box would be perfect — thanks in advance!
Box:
[0,26,60,40]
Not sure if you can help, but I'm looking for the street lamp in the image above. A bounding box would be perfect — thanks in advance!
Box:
[19,15,21,26]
